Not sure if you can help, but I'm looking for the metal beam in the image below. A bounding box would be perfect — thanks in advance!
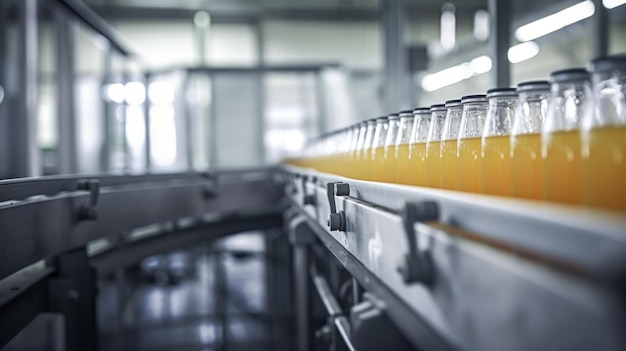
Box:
[55,0,133,57]
[86,4,483,23]
[0,169,283,280]
[91,211,282,276]
[489,0,511,87]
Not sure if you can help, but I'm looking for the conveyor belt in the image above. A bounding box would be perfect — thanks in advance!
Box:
[282,164,626,351]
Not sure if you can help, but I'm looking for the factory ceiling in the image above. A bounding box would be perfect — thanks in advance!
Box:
[83,0,498,22]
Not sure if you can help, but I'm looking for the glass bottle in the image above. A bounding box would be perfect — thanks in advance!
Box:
[383,114,401,182]
[457,95,488,193]
[440,99,463,190]
[482,88,517,196]
[511,80,549,200]
[395,110,415,184]
[425,104,447,188]
[370,116,390,182]
[409,107,431,186]
[582,56,626,212]
[359,118,378,180]
[542,68,592,205]
[350,121,368,179]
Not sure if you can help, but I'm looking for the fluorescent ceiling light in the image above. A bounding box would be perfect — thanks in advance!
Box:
[470,55,492,74]
[473,9,490,41]
[422,55,492,92]
[515,1,595,42]
[508,41,540,63]
[603,0,626,8]
[440,4,456,51]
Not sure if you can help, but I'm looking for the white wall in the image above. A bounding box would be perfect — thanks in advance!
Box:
[115,21,196,69]
[262,21,382,69]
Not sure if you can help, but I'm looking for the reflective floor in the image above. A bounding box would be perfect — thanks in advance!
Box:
[98,231,293,351]
[3,231,294,351]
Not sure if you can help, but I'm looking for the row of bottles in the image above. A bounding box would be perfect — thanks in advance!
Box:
[285,56,626,213]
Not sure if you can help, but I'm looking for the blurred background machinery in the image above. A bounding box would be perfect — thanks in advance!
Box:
[1,0,626,350]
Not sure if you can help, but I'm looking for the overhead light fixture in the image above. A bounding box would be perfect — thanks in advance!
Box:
[421,55,492,92]
[440,3,456,51]
[194,11,211,27]
[508,41,540,63]
[473,9,490,42]
[470,55,492,74]
[421,42,541,92]
[603,0,626,8]
[515,1,595,42]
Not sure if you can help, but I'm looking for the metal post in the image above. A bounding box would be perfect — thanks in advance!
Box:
[314,72,326,135]
[488,0,511,87]
[55,12,78,175]
[183,74,194,171]
[214,249,228,350]
[0,1,7,178]
[209,73,218,169]
[10,0,40,178]
[381,0,410,113]
[121,73,130,173]
[143,73,152,172]
[289,215,316,351]
[47,248,98,351]
[294,244,311,351]
[112,267,127,349]
[101,50,112,173]
[592,0,608,58]
[253,20,266,164]
[352,277,360,304]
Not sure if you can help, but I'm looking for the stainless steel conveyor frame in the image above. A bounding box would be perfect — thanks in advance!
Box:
[281,164,626,351]
[0,169,284,350]
[1,166,625,351]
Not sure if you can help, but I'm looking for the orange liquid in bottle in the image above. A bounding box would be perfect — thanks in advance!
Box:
[372,146,386,182]
[511,133,542,200]
[396,144,410,184]
[360,148,372,180]
[426,142,441,188]
[383,146,395,182]
[582,125,626,212]
[410,142,428,186]
[457,137,483,193]
[542,130,581,205]
[482,135,511,196]
[440,140,458,190]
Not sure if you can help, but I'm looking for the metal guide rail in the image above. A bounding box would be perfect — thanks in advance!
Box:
[281,164,626,351]
[0,169,284,350]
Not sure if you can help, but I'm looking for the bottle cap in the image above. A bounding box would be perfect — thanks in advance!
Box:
[413,107,431,114]
[516,80,550,92]
[589,55,626,74]
[550,68,589,83]
[486,87,517,98]
[399,110,413,118]
[461,94,487,103]
[445,99,462,107]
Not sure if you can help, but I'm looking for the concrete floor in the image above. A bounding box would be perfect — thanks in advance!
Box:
[3,231,294,351]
